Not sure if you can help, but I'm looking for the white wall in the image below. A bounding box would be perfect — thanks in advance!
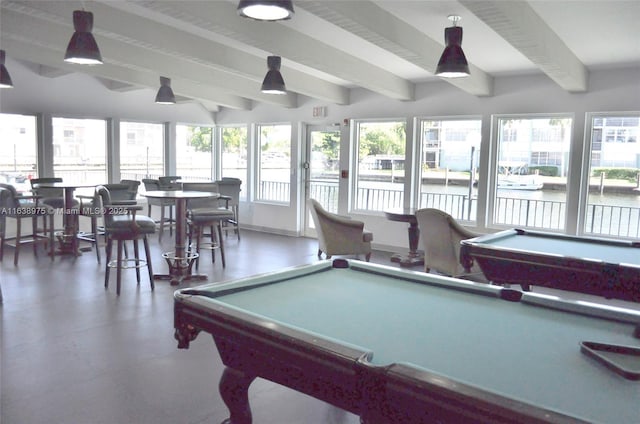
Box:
[2,59,639,251]
[216,67,640,249]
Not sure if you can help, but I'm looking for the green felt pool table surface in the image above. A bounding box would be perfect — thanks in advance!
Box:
[175,260,640,424]
[470,229,640,265]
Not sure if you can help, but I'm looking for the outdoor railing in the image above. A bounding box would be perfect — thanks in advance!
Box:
[308,181,639,239]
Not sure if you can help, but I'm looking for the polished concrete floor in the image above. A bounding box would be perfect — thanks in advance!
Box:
[2,227,639,424]
[1,228,388,424]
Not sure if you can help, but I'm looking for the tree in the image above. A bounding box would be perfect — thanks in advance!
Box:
[187,126,212,152]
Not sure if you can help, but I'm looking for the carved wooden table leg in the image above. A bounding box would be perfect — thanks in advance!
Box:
[219,366,256,424]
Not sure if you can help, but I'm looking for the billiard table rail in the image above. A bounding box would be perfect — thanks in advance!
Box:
[174,260,640,424]
[460,228,640,302]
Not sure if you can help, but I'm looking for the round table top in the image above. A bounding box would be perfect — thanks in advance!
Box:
[142,190,219,199]
[32,182,97,189]
[384,207,418,223]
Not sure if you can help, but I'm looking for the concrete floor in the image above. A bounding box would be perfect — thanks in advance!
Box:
[1,228,380,424]
[2,227,638,424]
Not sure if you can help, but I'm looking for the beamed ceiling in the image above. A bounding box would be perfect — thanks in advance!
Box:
[1,0,639,113]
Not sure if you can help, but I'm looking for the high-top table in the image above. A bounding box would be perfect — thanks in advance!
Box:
[143,190,220,285]
[31,182,96,256]
[384,207,424,267]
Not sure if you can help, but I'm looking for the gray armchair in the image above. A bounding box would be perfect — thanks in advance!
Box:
[414,208,486,281]
[308,199,373,261]
[0,183,55,265]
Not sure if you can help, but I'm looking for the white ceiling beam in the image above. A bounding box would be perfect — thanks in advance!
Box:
[460,0,588,92]
[0,2,295,109]
[148,0,414,101]
[298,0,493,97]
[95,0,349,105]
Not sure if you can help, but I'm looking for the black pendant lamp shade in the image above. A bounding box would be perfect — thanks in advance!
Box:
[155,77,176,104]
[435,16,470,78]
[64,10,103,65]
[0,50,14,88]
[261,56,286,95]
[238,0,294,21]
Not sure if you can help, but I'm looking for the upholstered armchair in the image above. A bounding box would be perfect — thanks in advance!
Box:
[414,208,486,281]
[308,199,373,262]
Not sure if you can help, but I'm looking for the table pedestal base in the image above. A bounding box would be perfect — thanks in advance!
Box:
[154,250,206,285]
[390,252,424,267]
[53,231,81,256]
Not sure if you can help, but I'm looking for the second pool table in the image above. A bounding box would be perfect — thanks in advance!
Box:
[174,259,640,424]
[460,229,640,302]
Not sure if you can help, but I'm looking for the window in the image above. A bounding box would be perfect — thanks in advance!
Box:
[256,124,291,203]
[353,120,406,212]
[493,116,572,231]
[52,117,107,184]
[417,118,481,221]
[176,125,214,181]
[0,113,37,194]
[584,113,640,238]
[120,121,164,181]
[221,126,248,201]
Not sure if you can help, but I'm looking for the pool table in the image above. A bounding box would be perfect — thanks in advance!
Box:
[174,259,640,424]
[460,229,640,302]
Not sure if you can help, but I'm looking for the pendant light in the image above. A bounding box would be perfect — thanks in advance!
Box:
[0,50,14,88]
[64,10,103,65]
[435,15,470,78]
[155,77,176,104]
[261,56,286,95]
[238,0,294,21]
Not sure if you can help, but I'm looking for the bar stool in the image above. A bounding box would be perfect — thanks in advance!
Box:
[142,178,176,242]
[0,183,55,266]
[183,182,234,270]
[96,185,156,295]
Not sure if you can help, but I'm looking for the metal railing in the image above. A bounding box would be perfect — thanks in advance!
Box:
[306,181,639,239]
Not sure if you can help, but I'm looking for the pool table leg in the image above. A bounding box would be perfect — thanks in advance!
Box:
[219,366,256,424]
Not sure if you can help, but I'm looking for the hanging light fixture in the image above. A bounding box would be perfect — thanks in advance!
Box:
[64,10,103,65]
[155,77,176,104]
[435,15,470,78]
[261,56,286,95]
[0,50,14,88]
[238,0,294,21]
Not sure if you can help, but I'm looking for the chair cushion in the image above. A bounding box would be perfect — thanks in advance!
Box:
[108,214,156,236]
[189,208,235,223]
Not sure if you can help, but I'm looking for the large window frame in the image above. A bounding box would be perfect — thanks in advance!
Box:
[255,123,291,204]
[119,121,165,181]
[489,114,573,232]
[350,119,406,213]
[219,124,248,201]
[0,113,38,194]
[52,117,107,185]
[176,124,215,181]
[415,116,482,223]
[582,112,640,239]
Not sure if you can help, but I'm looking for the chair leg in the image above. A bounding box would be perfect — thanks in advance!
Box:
[0,217,4,262]
[210,225,216,264]
[93,216,101,264]
[32,216,39,258]
[14,218,21,266]
[143,236,154,291]
[159,206,165,242]
[217,221,226,268]
[116,239,123,295]
[195,226,202,271]
[49,214,55,261]
[365,252,371,262]
[105,238,113,289]
[134,239,141,284]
